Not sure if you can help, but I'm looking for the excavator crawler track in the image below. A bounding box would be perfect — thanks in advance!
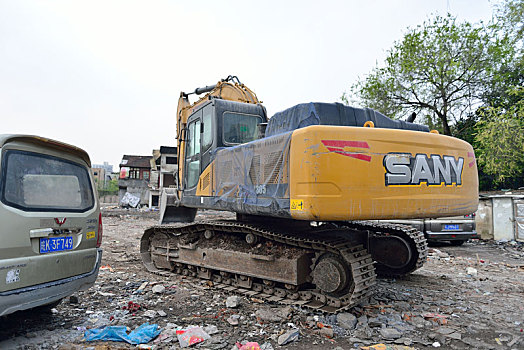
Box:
[344,221,428,277]
[141,220,425,313]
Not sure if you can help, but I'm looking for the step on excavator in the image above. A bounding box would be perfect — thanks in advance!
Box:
[141,75,478,312]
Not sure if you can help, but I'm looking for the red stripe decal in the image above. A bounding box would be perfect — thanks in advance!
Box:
[468,152,475,158]
[321,140,369,149]
[469,161,475,168]
[321,140,371,161]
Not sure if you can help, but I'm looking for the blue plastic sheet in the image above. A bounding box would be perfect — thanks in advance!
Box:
[265,102,429,137]
[84,322,161,344]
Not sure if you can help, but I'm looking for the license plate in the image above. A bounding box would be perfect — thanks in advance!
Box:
[39,236,74,253]
[443,224,460,231]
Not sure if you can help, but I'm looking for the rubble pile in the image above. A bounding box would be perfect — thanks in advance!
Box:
[0,210,522,349]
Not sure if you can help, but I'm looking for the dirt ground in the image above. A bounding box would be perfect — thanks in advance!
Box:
[1,209,523,350]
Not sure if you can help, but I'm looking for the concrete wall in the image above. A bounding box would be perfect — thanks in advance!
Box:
[492,197,516,241]
[118,178,150,206]
[99,195,118,204]
[515,199,524,241]
[476,198,493,240]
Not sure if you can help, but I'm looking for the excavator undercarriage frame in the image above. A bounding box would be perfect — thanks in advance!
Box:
[141,219,427,313]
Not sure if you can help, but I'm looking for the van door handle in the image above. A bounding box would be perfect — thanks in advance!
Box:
[29,228,54,238]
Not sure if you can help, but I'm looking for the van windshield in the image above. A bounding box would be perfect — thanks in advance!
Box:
[1,150,94,212]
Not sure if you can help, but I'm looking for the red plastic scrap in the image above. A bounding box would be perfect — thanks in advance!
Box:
[177,327,210,347]
[236,342,261,350]
[422,312,448,325]
[123,301,141,312]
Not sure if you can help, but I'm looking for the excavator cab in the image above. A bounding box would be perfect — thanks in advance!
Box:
[160,96,267,224]
[183,99,267,195]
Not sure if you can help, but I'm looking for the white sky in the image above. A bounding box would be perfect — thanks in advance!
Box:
[0,0,497,169]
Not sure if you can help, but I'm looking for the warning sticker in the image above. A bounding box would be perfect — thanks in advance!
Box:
[86,231,95,240]
[6,269,20,284]
[290,199,304,211]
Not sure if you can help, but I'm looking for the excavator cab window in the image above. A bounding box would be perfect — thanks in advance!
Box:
[223,112,263,145]
[185,116,201,189]
[201,106,213,152]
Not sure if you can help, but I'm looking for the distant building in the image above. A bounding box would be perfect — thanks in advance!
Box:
[118,155,153,206]
[92,162,113,189]
[91,167,106,188]
[148,146,178,208]
[93,161,113,174]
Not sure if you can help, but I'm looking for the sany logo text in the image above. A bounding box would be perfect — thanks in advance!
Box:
[384,153,464,186]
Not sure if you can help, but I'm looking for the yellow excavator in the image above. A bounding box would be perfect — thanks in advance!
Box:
[141,75,478,312]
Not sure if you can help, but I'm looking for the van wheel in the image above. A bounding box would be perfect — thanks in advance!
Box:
[450,240,465,246]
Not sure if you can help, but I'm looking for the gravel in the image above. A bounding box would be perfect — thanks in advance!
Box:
[1,209,523,349]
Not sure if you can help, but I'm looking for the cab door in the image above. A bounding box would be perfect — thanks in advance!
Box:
[184,104,216,196]
[185,111,202,194]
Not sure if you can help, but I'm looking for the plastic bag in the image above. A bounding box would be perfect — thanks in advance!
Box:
[237,342,261,350]
[84,322,161,344]
[176,326,210,348]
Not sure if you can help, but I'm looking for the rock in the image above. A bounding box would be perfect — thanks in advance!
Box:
[368,317,383,328]
[395,337,413,346]
[227,315,239,326]
[260,342,274,350]
[157,310,167,317]
[336,312,358,330]
[226,296,240,308]
[408,316,426,328]
[394,301,412,311]
[69,295,79,304]
[466,267,478,276]
[357,315,368,327]
[354,325,373,340]
[429,248,449,258]
[447,332,462,340]
[432,341,441,347]
[436,327,461,340]
[317,327,334,338]
[204,325,219,335]
[152,285,166,294]
[143,310,157,318]
[255,306,291,322]
[380,327,402,339]
[278,329,299,345]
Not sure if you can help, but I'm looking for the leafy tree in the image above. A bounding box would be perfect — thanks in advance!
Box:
[106,178,119,192]
[483,0,524,109]
[344,14,514,136]
[475,88,524,187]
[495,0,524,43]
[472,0,524,189]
